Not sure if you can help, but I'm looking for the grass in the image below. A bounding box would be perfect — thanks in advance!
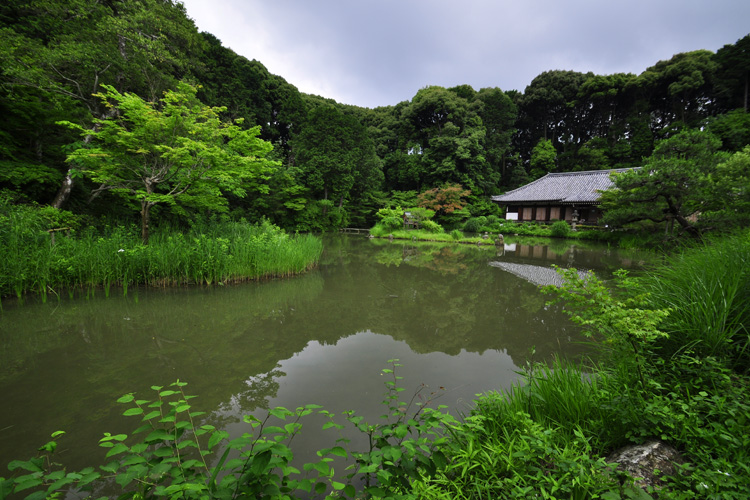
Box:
[0,206,323,299]
[642,233,750,368]
[369,224,496,245]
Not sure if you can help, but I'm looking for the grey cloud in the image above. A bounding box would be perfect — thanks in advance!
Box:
[181,0,750,108]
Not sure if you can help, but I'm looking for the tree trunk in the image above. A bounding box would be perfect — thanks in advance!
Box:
[51,174,75,209]
[665,196,700,237]
[51,106,118,209]
[141,200,152,245]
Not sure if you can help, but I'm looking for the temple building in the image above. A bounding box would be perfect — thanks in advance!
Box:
[491,168,632,224]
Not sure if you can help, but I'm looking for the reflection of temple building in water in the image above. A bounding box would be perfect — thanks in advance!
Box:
[495,243,638,270]
[489,261,589,287]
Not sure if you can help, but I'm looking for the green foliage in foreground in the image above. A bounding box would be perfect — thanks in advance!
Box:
[1,363,463,500]
[0,199,322,298]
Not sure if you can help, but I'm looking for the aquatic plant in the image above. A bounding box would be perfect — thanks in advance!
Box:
[0,206,322,299]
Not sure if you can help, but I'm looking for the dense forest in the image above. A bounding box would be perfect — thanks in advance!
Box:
[2,0,749,232]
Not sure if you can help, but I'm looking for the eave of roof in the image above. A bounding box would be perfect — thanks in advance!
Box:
[491,168,633,204]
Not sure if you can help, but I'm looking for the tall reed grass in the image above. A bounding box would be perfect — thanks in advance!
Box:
[474,357,622,452]
[0,205,322,299]
[642,231,750,369]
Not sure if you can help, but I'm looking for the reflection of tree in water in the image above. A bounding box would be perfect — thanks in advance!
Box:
[358,238,590,365]
[208,369,285,429]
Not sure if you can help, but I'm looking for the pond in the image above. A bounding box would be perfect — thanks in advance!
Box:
[0,234,651,483]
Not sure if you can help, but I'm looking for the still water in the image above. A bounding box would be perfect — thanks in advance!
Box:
[0,234,649,479]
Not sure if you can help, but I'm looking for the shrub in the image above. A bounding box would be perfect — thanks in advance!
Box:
[376,206,404,221]
[450,229,463,240]
[379,216,403,232]
[486,215,499,226]
[462,218,481,233]
[420,220,444,233]
[550,220,571,238]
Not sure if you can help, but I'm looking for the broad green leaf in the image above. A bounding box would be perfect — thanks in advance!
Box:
[78,471,101,487]
[268,407,292,420]
[121,455,147,466]
[207,430,229,450]
[249,450,272,475]
[8,460,42,473]
[260,425,285,436]
[328,446,347,458]
[116,394,135,404]
[47,476,75,492]
[105,443,129,458]
[177,440,198,450]
[145,429,172,443]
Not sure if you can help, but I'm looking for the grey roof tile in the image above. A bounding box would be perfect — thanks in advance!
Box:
[491,168,633,204]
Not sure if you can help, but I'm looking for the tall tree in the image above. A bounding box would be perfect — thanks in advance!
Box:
[702,145,750,230]
[515,70,591,171]
[633,50,718,130]
[400,86,491,193]
[60,83,277,243]
[713,34,750,112]
[601,129,725,236]
[196,33,306,164]
[0,0,204,208]
[476,87,517,187]
[529,139,557,179]
[293,105,383,210]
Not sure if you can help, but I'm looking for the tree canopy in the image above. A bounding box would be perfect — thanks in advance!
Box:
[0,1,748,236]
[600,129,726,236]
[60,83,277,243]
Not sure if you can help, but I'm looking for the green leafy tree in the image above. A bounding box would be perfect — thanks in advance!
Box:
[515,70,591,171]
[401,86,491,193]
[601,129,725,236]
[634,50,718,129]
[529,138,557,179]
[60,83,277,243]
[713,34,750,112]
[476,87,518,187]
[543,268,670,390]
[293,105,383,215]
[706,109,750,152]
[0,0,205,208]
[702,145,750,230]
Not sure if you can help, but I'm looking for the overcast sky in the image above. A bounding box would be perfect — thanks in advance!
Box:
[178,0,750,109]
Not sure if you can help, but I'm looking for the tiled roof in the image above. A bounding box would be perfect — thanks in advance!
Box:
[491,168,633,205]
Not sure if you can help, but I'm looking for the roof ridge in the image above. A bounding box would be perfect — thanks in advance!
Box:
[547,168,630,177]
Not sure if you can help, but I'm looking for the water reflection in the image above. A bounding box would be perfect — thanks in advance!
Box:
[0,235,650,478]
